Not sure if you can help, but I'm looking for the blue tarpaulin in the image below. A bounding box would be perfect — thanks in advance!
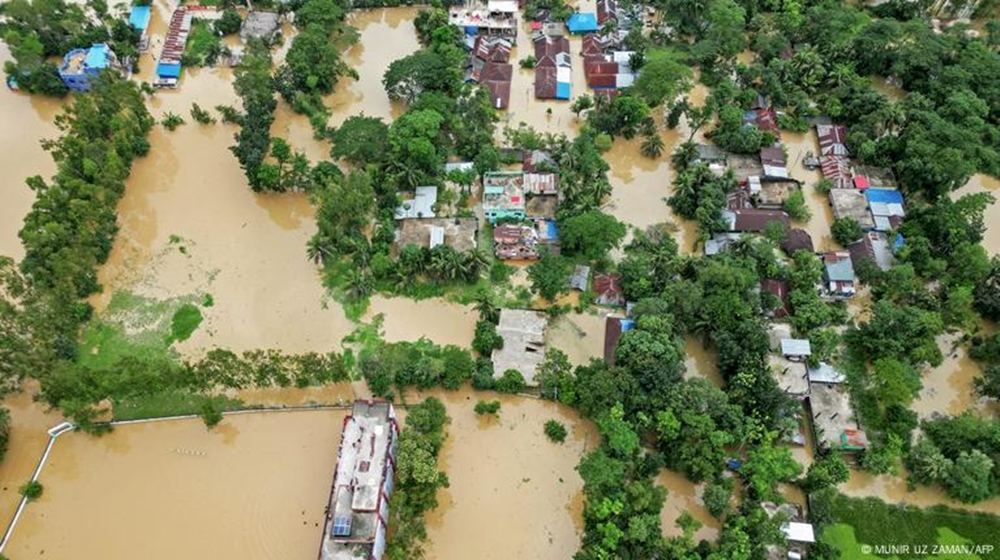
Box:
[566,12,598,33]
[555,82,571,100]
[156,62,182,78]
[620,319,635,332]
[543,219,559,239]
[864,188,904,205]
[129,6,151,31]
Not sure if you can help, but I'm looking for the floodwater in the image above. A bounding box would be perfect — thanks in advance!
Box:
[912,333,1000,420]
[783,131,837,251]
[683,335,723,386]
[422,389,598,559]
[3,410,348,560]
[546,310,610,366]
[0,382,65,528]
[362,296,477,348]
[871,76,905,102]
[843,467,1000,515]
[0,45,62,260]
[953,174,1000,256]
[658,469,721,543]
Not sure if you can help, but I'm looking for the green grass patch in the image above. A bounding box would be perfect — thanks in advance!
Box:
[112,391,245,421]
[168,303,203,343]
[184,20,221,67]
[815,492,1000,559]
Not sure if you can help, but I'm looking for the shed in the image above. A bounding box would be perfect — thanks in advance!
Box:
[569,264,591,291]
[394,186,438,219]
[705,233,743,256]
[782,522,816,544]
[849,231,894,272]
[807,361,845,384]
[761,279,790,318]
[695,144,727,164]
[780,338,812,359]
[129,6,152,32]
[567,12,599,33]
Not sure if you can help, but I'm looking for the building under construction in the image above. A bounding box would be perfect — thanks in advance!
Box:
[317,401,399,560]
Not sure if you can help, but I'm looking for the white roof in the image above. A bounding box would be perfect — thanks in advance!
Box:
[488,0,517,12]
[763,164,789,178]
[870,201,905,217]
[780,338,812,356]
[782,522,815,544]
[556,66,571,83]
[429,226,445,249]
[807,361,845,384]
[444,161,474,173]
[395,185,438,219]
[615,72,635,88]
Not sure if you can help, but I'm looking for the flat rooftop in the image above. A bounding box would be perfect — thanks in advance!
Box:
[397,217,478,252]
[320,401,398,560]
[829,189,874,229]
[492,309,547,385]
[809,383,856,449]
[483,171,526,211]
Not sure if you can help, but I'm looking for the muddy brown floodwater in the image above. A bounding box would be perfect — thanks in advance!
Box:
[783,131,837,252]
[420,389,598,559]
[953,174,1000,256]
[546,310,610,366]
[912,333,1000,420]
[362,296,477,348]
[4,410,348,560]
[658,469,721,543]
[0,45,63,260]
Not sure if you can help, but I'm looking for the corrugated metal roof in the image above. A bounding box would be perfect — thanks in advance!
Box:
[807,361,845,383]
[780,338,812,356]
[864,188,904,205]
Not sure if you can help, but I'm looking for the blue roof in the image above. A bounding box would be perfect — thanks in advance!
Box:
[129,6,151,31]
[85,44,110,69]
[543,219,559,239]
[555,81,571,100]
[894,233,905,251]
[620,319,635,332]
[566,13,598,33]
[864,188,904,205]
[156,62,182,78]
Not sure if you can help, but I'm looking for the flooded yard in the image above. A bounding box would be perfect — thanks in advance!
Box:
[546,310,609,366]
[912,333,1000,420]
[363,296,477,348]
[658,469,721,543]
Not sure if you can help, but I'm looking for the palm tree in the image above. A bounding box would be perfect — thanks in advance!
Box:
[641,133,665,159]
[671,141,699,172]
[346,269,374,299]
[463,249,489,281]
[306,236,334,265]
[473,289,499,323]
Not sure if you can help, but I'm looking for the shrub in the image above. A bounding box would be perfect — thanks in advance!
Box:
[190,103,216,124]
[544,419,567,443]
[474,400,501,415]
[472,319,503,356]
[496,369,526,394]
[831,217,862,246]
[19,480,43,501]
[520,55,537,69]
[200,399,223,428]
[784,189,811,221]
[161,112,185,131]
[215,9,242,35]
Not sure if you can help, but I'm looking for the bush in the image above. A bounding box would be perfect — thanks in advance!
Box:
[544,419,567,443]
[190,103,216,124]
[215,104,243,125]
[520,55,537,69]
[162,112,185,131]
[495,369,526,394]
[831,217,862,246]
[19,480,43,501]
[703,478,733,518]
[474,400,501,415]
[784,189,811,221]
[215,9,242,35]
[472,319,503,356]
[200,399,224,428]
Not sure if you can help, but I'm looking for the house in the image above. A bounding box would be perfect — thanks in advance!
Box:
[753,177,801,208]
[581,33,610,58]
[809,382,867,451]
[820,155,852,189]
[397,217,478,252]
[820,251,856,298]
[865,188,905,231]
[762,502,815,560]
[492,309,548,384]
[816,124,850,157]
[522,149,555,172]
[240,10,280,43]
[743,108,780,139]
[494,224,540,259]
[450,0,518,43]
[593,272,625,307]
[523,172,559,195]
[567,12,599,34]
[59,43,118,92]
[695,144,728,165]
[394,186,438,219]
[569,264,591,291]
[759,145,788,176]
[761,279,790,318]
[603,316,634,366]
[723,208,790,233]
[770,355,809,398]
[154,7,193,87]
[848,231,894,272]
[829,189,875,229]
[780,338,811,361]
[318,400,399,560]
[534,35,571,99]
[596,0,619,25]
[583,51,636,90]
[481,61,513,109]
[465,36,513,109]
[726,153,765,183]
[483,171,526,223]
[129,5,152,50]
[852,164,897,190]
[705,233,743,256]
[781,228,814,255]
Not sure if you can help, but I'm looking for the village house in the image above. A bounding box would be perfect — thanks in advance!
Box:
[743,108,780,139]
[583,50,636,91]
[533,34,571,99]
[865,188,905,231]
[241,10,280,42]
[569,264,591,291]
[722,207,790,233]
[59,43,119,92]
[809,381,867,452]
[816,124,850,157]
[694,144,728,166]
[820,251,856,298]
[761,279,791,318]
[493,224,540,259]
[762,502,816,560]
[566,12,599,34]
[603,315,634,366]
[829,188,875,229]
[820,155,853,189]
[482,171,526,223]
[450,0,519,43]
[781,228,814,255]
[492,309,548,384]
[154,6,193,87]
[319,400,399,560]
[780,338,811,361]
[522,149,556,172]
[394,186,438,220]
[704,233,744,256]
[129,5,152,51]
[848,231,895,272]
[852,164,898,190]
[465,36,513,109]
[396,218,479,252]
[768,325,808,398]
[593,272,625,307]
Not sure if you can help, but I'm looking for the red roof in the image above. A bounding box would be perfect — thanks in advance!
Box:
[820,156,852,189]
[587,73,617,88]
[535,66,557,99]
[584,61,619,76]
[534,35,569,60]
[604,316,623,366]
[760,279,790,318]
[853,175,869,189]
[593,272,624,307]
[745,108,780,138]
[581,34,606,57]
[817,124,850,157]
[484,79,511,109]
[731,208,790,232]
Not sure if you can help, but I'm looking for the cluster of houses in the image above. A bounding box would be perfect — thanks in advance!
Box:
[464,36,514,109]
[483,166,559,259]
[532,33,572,100]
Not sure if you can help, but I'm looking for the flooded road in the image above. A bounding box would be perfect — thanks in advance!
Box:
[0,45,62,260]
[4,410,348,560]
[843,467,1000,515]
[422,389,597,559]
[783,131,837,252]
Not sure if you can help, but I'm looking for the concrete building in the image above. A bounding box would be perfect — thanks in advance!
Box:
[154,7,193,87]
[59,43,118,92]
[318,401,399,560]
[394,186,438,219]
[450,0,519,43]
[809,382,868,452]
[482,171,526,223]
[492,309,548,385]
[396,217,478,252]
[829,189,875,229]
[241,11,280,43]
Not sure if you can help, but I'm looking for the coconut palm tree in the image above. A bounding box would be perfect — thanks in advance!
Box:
[474,290,500,323]
[641,133,665,159]
[463,249,490,281]
[671,140,699,172]
[306,235,334,265]
[346,268,374,299]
